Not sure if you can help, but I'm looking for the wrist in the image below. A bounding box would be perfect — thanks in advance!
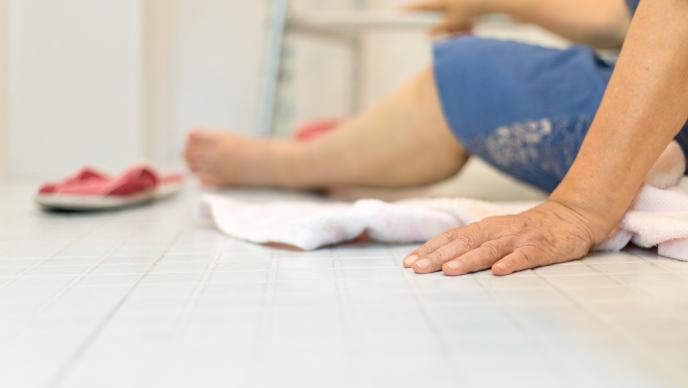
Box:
[548,190,619,245]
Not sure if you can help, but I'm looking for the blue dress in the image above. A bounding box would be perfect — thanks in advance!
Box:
[433,0,688,192]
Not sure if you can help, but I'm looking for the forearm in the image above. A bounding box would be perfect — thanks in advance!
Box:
[550,0,688,242]
[482,0,630,47]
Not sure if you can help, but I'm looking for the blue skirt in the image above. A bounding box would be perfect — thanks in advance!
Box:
[433,36,688,192]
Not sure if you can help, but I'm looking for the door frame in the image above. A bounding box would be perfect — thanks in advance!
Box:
[0,0,10,182]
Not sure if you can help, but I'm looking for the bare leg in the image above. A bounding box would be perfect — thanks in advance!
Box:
[185,67,469,189]
[328,171,466,202]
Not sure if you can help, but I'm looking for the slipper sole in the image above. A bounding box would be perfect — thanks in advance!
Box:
[35,189,157,211]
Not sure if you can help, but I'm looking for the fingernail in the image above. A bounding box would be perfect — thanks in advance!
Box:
[445,261,461,271]
[415,259,431,270]
[403,254,418,266]
[492,262,509,275]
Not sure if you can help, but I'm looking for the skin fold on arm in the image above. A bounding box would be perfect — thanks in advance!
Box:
[404,0,688,275]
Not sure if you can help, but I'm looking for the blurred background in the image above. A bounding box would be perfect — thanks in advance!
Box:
[0,0,564,185]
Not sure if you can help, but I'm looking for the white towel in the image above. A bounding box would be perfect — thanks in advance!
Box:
[198,142,688,261]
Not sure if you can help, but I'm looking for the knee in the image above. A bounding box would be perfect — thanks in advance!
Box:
[408,67,468,178]
[411,66,437,101]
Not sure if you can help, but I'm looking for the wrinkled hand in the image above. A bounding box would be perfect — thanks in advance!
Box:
[404,0,487,37]
[404,200,603,276]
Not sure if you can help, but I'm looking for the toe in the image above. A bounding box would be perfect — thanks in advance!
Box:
[199,173,218,187]
[186,158,199,173]
[187,127,212,143]
[183,145,199,172]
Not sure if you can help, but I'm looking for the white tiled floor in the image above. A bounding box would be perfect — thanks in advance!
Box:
[2,183,688,388]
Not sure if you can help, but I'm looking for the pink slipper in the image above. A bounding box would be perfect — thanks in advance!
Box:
[294,119,341,142]
[36,165,184,211]
[38,167,109,194]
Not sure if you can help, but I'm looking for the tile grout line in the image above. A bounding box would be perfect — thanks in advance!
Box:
[625,248,686,281]
[243,251,279,388]
[0,220,114,349]
[45,226,188,388]
[593,249,688,377]
[581,252,674,301]
[171,247,222,335]
[398,267,451,355]
[531,263,662,368]
[331,250,357,375]
[36,237,131,315]
[471,270,583,382]
[0,222,108,291]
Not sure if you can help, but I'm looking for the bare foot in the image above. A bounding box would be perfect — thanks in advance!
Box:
[184,128,286,187]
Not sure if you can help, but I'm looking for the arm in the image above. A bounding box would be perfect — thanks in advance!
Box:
[550,0,688,239]
[488,0,630,48]
[407,0,631,48]
[404,0,688,276]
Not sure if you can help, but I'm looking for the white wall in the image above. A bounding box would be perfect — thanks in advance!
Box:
[280,0,566,134]
[144,0,267,168]
[3,0,564,182]
[0,0,9,181]
[5,0,268,179]
[9,0,143,180]
[270,0,431,137]
[143,0,425,164]
[363,0,432,104]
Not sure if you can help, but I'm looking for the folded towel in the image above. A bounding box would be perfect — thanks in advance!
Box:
[198,142,688,261]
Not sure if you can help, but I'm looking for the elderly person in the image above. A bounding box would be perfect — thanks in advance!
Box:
[185,0,688,276]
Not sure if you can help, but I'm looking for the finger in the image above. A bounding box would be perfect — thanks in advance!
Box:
[491,246,543,276]
[402,1,444,12]
[411,239,471,274]
[404,223,487,267]
[412,226,491,274]
[443,238,514,276]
